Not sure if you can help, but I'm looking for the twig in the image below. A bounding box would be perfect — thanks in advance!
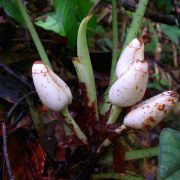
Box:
[2,122,14,180]
[5,91,35,121]
[119,0,179,26]
[0,63,32,89]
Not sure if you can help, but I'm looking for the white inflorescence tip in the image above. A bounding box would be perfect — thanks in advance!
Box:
[123,91,179,130]
[32,61,72,111]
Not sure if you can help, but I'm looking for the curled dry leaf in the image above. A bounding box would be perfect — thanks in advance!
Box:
[109,38,148,107]
[123,91,179,130]
[32,61,72,111]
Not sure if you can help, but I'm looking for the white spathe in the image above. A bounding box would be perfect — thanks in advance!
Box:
[116,38,144,78]
[109,38,148,107]
[123,91,179,129]
[32,61,72,111]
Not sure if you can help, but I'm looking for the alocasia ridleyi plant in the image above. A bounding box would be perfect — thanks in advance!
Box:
[2,0,178,179]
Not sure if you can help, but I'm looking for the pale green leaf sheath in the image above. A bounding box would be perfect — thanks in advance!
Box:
[73,16,99,121]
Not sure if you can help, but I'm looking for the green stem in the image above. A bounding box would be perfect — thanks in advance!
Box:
[122,0,149,49]
[99,0,118,116]
[100,0,149,124]
[61,108,88,145]
[103,0,121,124]
[98,146,159,165]
[91,173,143,180]
[107,105,121,125]
[125,146,159,160]
[109,0,119,84]
[17,0,52,68]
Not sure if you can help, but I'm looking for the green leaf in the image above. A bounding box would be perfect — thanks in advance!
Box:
[0,0,25,26]
[162,170,180,180]
[159,79,169,88]
[158,128,180,179]
[145,22,159,53]
[35,14,66,36]
[53,0,78,47]
[156,0,172,14]
[35,0,96,47]
[160,24,180,45]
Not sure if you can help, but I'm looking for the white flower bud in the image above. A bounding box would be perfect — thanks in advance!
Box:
[109,59,148,107]
[32,61,72,111]
[116,38,144,78]
[109,38,148,107]
[123,91,179,130]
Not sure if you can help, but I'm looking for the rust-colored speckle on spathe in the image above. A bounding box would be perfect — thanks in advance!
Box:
[157,104,165,111]
[167,91,178,98]
[140,60,146,63]
[137,38,143,46]
[142,116,155,130]
[167,98,176,104]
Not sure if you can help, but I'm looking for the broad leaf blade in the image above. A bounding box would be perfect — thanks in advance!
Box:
[160,24,180,45]
[54,0,78,47]
[35,0,96,47]
[35,13,66,36]
[156,0,172,14]
[158,128,180,179]
[0,0,25,26]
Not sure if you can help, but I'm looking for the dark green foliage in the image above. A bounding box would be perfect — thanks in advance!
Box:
[35,0,96,47]
[158,128,180,179]
[0,0,25,26]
